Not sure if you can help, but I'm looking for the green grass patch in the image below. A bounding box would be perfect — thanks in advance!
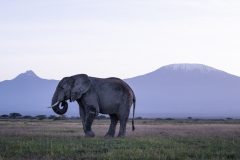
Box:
[1,135,240,160]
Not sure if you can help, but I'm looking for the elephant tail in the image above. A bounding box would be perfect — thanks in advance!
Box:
[132,94,136,131]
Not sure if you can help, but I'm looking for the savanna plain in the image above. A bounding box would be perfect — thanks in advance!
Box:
[0,118,240,160]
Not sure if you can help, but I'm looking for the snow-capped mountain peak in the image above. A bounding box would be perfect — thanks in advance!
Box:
[162,63,217,73]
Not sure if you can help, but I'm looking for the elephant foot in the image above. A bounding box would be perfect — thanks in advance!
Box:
[85,131,95,137]
[104,133,114,138]
[117,134,125,138]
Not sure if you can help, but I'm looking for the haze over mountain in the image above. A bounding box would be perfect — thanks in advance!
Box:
[1,64,240,118]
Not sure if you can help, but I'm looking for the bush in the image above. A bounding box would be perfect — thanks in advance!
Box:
[35,115,47,120]
[0,114,9,119]
[48,115,57,119]
[9,113,22,119]
[165,118,174,120]
[69,116,80,120]
[53,115,67,120]
[96,115,107,120]
[22,115,34,119]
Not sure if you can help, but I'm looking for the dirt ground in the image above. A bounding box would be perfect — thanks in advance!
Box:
[1,119,240,138]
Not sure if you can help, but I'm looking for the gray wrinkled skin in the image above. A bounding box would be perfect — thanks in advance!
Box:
[51,74,136,137]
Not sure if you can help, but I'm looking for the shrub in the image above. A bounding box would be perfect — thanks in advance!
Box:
[69,116,80,120]
[48,115,57,119]
[35,115,47,120]
[0,114,9,119]
[165,118,174,120]
[22,115,34,119]
[53,115,67,120]
[9,113,22,119]
[96,115,107,120]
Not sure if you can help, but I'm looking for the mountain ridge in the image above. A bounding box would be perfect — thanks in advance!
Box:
[1,64,240,118]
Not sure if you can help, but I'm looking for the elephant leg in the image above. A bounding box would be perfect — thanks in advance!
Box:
[77,100,87,132]
[79,105,86,132]
[84,105,96,137]
[105,114,118,137]
[118,117,127,137]
[118,108,130,137]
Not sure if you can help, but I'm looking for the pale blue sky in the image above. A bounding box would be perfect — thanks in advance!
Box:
[1,0,240,81]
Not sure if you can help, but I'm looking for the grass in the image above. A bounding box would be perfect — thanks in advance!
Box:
[0,119,240,160]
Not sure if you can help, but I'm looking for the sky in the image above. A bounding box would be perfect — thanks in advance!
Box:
[1,0,240,81]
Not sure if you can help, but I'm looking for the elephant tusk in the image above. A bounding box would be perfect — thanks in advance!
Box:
[47,101,60,108]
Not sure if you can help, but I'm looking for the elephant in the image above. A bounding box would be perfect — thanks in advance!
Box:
[50,74,136,137]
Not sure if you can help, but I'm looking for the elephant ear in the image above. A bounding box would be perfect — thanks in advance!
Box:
[70,74,91,102]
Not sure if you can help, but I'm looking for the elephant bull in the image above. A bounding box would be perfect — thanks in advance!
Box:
[50,74,136,137]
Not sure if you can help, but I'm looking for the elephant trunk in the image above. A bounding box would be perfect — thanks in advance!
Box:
[51,90,68,115]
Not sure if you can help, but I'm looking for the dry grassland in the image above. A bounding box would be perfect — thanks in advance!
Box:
[1,119,240,138]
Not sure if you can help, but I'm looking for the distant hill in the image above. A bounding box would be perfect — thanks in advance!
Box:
[1,64,240,118]
[0,71,58,115]
[126,64,240,118]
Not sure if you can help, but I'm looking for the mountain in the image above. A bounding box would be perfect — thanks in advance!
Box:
[1,64,240,118]
[0,70,58,115]
[125,64,240,118]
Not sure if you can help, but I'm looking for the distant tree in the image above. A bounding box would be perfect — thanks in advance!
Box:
[53,115,67,120]
[135,117,143,120]
[226,117,233,120]
[0,114,9,119]
[48,115,57,119]
[96,115,107,120]
[69,116,80,120]
[187,117,193,120]
[165,118,174,120]
[35,115,47,120]
[22,115,34,119]
[9,113,22,119]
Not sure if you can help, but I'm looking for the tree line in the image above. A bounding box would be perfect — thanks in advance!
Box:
[0,113,236,121]
[0,113,108,120]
